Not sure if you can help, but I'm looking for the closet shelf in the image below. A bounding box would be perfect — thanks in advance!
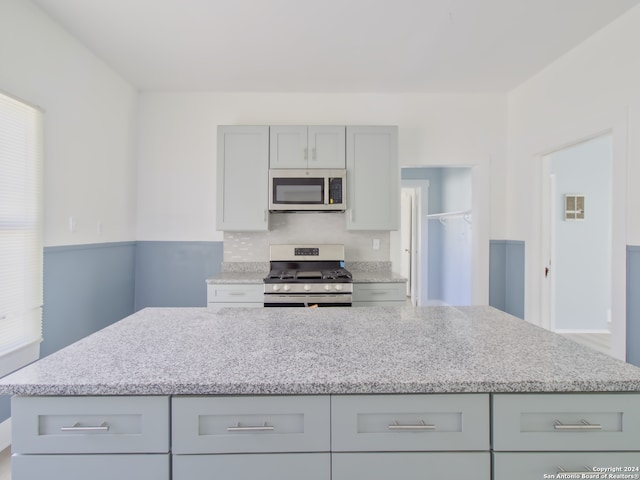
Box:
[426,210,472,224]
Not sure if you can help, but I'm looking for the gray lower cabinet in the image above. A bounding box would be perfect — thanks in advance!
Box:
[493,393,640,451]
[12,454,169,480]
[331,395,489,480]
[12,392,640,479]
[172,396,331,479]
[352,282,406,306]
[174,453,331,480]
[172,395,330,454]
[492,393,640,480]
[333,452,490,480]
[11,396,170,480]
[494,452,640,479]
[206,283,263,309]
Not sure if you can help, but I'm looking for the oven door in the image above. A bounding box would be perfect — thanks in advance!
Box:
[264,293,352,307]
[269,169,345,211]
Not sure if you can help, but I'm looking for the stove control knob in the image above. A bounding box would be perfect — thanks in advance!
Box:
[335,284,343,292]
[283,285,291,292]
[303,284,312,292]
[324,284,331,291]
[272,285,280,292]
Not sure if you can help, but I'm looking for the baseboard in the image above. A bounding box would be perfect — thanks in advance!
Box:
[0,418,10,451]
[554,329,610,334]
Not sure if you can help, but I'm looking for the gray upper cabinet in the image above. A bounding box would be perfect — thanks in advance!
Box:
[270,126,345,169]
[346,126,399,230]
[216,126,269,231]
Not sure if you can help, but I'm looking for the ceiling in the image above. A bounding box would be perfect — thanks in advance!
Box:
[31,0,640,93]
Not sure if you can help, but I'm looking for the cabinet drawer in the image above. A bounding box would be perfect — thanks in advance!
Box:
[332,452,490,480]
[331,394,489,451]
[173,453,330,480]
[493,393,640,451]
[352,283,406,303]
[206,284,263,303]
[172,396,330,454]
[494,452,640,480]
[12,454,169,480]
[11,396,169,454]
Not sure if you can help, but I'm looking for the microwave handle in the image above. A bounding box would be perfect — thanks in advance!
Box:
[324,177,329,205]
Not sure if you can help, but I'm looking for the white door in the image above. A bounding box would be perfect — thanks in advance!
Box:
[400,188,421,305]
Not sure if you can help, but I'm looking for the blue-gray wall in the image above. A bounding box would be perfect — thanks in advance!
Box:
[489,240,525,319]
[134,241,223,310]
[628,245,640,367]
[1,240,224,424]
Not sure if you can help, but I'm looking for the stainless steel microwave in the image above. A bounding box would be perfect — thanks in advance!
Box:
[269,169,346,212]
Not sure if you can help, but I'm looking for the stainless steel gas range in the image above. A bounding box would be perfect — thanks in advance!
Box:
[263,244,353,307]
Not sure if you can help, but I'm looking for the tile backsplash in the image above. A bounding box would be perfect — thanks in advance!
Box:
[224,212,390,262]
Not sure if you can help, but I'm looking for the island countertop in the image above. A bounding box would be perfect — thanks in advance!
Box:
[2,306,640,396]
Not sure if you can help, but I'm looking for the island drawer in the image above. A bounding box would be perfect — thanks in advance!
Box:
[12,453,169,480]
[332,452,490,480]
[493,452,640,480]
[173,453,330,480]
[206,284,263,303]
[11,396,170,454]
[172,395,330,454]
[492,393,640,451]
[331,394,489,451]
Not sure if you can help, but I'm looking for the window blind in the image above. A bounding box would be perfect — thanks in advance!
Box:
[0,92,43,366]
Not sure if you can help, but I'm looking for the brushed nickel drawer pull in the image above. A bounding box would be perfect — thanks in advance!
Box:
[61,421,110,432]
[388,420,436,431]
[553,419,602,430]
[227,422,275,432]
[557,466,594,474]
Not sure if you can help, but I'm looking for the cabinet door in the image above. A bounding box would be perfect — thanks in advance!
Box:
[12,396,170,454]
[308,126,345,168]
[352,282,406,306]
[346,126,399,230]
[331,394,489,452]
[174,453,330,480]
[270,126,308,168]
[12,454,169,480]
[172,395,330,454]
[206,284,263,305]
[217,126,269,231]
[494,452,640,480]
[493,393,640,451]
[333,453,490,480]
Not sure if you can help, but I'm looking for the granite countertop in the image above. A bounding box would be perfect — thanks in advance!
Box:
[2,306,640,396]
[207,261,407,284]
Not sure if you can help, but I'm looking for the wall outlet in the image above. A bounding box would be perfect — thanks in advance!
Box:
[68,216,77,233]
[372,238,380,250]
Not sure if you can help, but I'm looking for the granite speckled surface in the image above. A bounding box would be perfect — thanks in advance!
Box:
[2,306,640,396]
[208,261,406,284]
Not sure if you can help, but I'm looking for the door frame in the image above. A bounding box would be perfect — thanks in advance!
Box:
[537,127,626,360]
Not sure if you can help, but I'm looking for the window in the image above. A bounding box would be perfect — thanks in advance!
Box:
[0,92,43,377]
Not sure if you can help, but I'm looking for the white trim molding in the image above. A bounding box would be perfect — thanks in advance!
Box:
[0,418,10,451]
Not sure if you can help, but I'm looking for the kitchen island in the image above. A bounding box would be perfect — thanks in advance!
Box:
[2,306,640,479]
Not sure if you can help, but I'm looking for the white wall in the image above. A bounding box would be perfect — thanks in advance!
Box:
[136,92,506,240]
[506,4,640,355]
[136,92,506,301]
[0,0,138,247]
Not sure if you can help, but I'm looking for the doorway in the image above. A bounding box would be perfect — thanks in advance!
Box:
[542,133,613,354]
[400,167,473,306]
